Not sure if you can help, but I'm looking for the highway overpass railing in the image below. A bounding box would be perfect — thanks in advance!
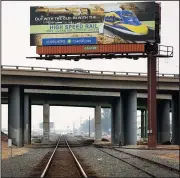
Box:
[1,65,179,78]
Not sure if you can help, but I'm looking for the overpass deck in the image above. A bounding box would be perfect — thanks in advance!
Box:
[1,65,179,93]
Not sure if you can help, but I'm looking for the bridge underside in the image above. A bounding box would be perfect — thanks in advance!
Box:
[2,87,179,147]
[1,88,172,109]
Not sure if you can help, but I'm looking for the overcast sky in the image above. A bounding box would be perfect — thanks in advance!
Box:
[1,1,178,131]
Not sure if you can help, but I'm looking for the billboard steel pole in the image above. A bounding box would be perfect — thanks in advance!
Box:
[147,54,157,148]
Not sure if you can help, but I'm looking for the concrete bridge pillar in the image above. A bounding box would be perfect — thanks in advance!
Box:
[111,105,115,144]
[111,98,122,144]
[8,86,24,147]
[172,93,179,145]
[141,110,145,139]
[24,94,31,144]
[157,100,170,144]
[157,107,161,144]
[121,90,137,145]
[43,104,50,143]
[145,110,148,138]
[95,105,101,140]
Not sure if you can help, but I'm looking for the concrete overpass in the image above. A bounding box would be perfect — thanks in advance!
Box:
[1,88,172,109]
[1,65,179,92]
[1,65,179,146]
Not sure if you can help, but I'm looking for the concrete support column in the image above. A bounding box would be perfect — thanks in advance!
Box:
[161,100,170,143]
[121,90,137,145]
[141,110,145,139]
[24,94,31,144]
[157,100,171,144]
[111,105,115,144]
[157,107,161,143]
[172,93,179,145]
[8,86,24,147]
[43,104,50,143]
[95,106,101,140]
[145,110,148,138]
[111,98,122,144]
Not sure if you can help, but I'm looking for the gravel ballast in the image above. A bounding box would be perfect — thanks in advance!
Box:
[115,148,179,170]
[1,148,51,177]
[73,146,151,177]
[100,148,179,177]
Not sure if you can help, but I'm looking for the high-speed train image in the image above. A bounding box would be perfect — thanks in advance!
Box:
[104,10,149,36]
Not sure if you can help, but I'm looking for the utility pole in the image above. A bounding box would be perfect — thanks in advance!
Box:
[80,117,82,135]
[89,116,90,137]
[73,122,75,135]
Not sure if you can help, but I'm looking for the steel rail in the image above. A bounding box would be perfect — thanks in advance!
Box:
[40,136,61,178]
[65,137,88,178]
[95,146,179,177]
[95,147,158,178]
[112,147,180,174]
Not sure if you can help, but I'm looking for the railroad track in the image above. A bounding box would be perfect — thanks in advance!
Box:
[29,135,94,148]
[113,147,180,173]
[40,135,88,178]
[94,145,179,178]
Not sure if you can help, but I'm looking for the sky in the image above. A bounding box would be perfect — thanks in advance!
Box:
[1,1,179,132]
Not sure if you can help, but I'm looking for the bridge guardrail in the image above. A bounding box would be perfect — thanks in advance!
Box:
[1,65,179,78]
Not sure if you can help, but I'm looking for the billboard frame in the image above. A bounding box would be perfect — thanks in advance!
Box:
[30,2,160,47]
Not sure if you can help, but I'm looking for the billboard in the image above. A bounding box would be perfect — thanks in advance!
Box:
[30,2,159,46]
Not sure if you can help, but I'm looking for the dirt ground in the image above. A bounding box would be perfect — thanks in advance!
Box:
[158,153,180,161]
[1,141,29,160]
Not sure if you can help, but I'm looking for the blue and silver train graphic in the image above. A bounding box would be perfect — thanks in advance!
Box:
[104,10,148,36]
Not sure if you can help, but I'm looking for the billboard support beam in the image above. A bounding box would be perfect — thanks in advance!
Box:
[147,54,157,148]
[27,44,173,60]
